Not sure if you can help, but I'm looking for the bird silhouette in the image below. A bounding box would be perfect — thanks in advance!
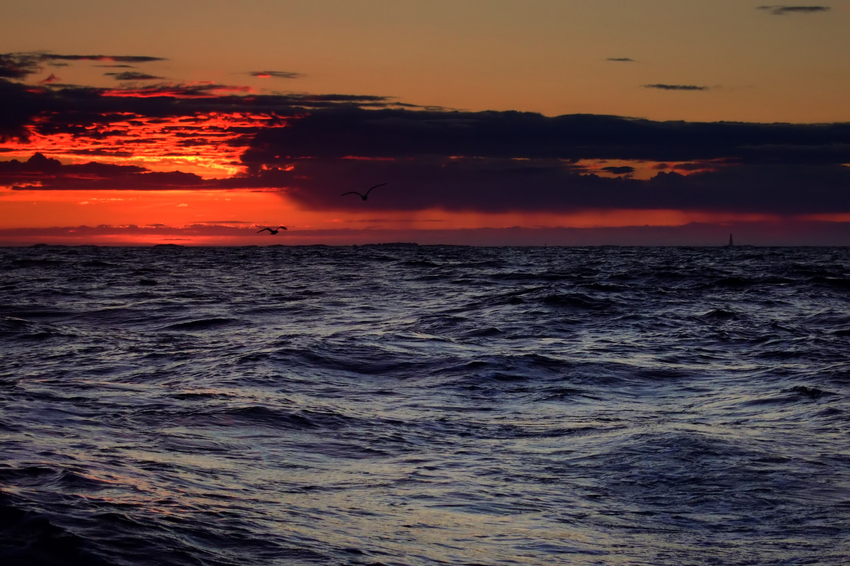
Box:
[342,183,386,201]
[257,226,287,234]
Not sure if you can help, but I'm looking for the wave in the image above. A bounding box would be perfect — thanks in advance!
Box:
[0,495,111,566]
[161,317,239,331]
[2,245,849,565]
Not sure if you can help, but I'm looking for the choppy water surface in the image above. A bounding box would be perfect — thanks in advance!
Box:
[1,244,849,565]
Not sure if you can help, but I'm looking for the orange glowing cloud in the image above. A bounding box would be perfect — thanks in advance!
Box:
[1,112,283,179]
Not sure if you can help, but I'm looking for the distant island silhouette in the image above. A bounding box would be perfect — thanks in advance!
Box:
[361,242,419,248]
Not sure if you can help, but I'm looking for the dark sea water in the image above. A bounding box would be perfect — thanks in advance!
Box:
[1,244,849,565]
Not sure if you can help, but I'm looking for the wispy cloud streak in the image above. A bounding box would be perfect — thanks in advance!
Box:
[644,84,709,91]
[105,72,163,81]
[757,5,831,15]
[250,71,302,79]
[0,52,166,80]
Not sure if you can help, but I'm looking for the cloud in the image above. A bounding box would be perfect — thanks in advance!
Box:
[250,71,302,79]
[758,5,831,15]
[601,166,635,175]
[0,76,402,139]
[672,162,712,171]
[230,107,850,215]
[0,75,405,163]
[0,53,42,79]
[0,152,209,190]
[44,54,166,63]
[4,61,850,221]
[13,150,820,221]
[240,107,850,164]
[644,84,709,91]
[606,58,635,62]
[98,82,254,97]
[0,79,43,139]
[5,150,850,218]
[38,73,60,85]
[104,71,163,81]
[233,155,850,216]
[4,83,850,167]
[0,52,165,81]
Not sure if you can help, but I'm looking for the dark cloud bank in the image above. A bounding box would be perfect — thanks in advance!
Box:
[2,75,850,220]
[241,107,850,164]
[236,107,850,215]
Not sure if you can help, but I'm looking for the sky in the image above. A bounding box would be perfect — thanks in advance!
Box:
[1,0,849,246]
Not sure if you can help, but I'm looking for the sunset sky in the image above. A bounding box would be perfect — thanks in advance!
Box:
[2,0,849,245]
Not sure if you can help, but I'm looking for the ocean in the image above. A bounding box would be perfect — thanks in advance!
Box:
[1,244,848,565]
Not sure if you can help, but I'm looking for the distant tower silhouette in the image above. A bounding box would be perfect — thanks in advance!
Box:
[728,234,734,247]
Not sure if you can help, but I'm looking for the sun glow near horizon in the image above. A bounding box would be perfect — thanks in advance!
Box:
[0,184,798,246]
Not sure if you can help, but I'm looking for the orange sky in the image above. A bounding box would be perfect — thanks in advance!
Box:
[3,1,849,122]
[1,1,849,245]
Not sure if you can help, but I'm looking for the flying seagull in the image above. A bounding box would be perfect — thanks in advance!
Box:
[257,226,287,234]
[342,183,386,201]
